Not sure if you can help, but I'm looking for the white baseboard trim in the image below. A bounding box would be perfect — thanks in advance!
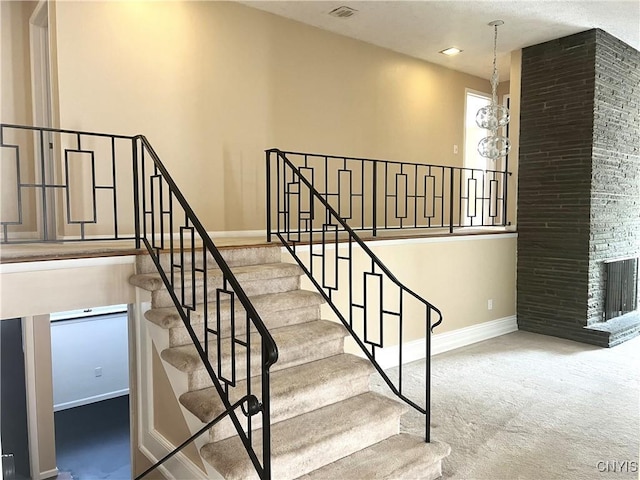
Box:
[54,388,129,412]
[374,315,518,369]
[38,467,59,480]
[138,427,212,480]
[431,315,518,355]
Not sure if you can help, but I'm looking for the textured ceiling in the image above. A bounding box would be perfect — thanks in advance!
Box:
[240,1,640,81]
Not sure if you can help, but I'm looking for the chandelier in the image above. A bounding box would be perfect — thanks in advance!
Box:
[476,20,510,161]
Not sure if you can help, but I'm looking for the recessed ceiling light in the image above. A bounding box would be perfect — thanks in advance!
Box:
[440,47,462,56]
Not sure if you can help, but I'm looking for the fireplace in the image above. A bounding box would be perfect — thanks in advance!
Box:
[517,29,640,347]
[605,258,639,321]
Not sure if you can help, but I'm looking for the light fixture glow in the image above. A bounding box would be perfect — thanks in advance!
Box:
[440,47,462,56]
[476,20,510,161]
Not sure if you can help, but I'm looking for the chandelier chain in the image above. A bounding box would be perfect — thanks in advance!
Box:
[491,24,499,115]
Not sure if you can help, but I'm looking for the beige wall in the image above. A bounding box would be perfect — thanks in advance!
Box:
[51,1,496,232]
[368,235,517,334]
[1,0,36,124]
[292,234,517,345]
[0,258,136,319]
[1,1,39,235]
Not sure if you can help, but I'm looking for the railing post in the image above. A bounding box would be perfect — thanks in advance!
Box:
[502,156,510,227]
[425,307,432,443]
[449,167,454,234]
[266,150,272,243]
[38,129,50,241]
[132,138,141,249]
[372,161,377,237]
[262,341,272,480]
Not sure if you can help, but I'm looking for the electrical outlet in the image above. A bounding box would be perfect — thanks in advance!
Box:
[487,299,493,310]
[95,367,102,377]
[453,144,459,154]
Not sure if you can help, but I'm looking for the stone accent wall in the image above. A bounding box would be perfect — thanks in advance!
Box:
[517,29,640,346]
[588,30,640,325]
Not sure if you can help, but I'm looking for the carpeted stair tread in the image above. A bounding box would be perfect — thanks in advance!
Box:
[144,290,324,330]
[147,265,301,308]
[297,434,451,480]
[180,354,375,435]
[200,392,408,480]
[161,319,347,375]
[130,262,302,291]
[134,241,452,479]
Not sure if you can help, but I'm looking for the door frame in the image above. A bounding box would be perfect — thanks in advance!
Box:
[29,0,56,240]
[30,1,52,130]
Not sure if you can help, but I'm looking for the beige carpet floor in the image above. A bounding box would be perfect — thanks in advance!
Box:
[371,331,640,480]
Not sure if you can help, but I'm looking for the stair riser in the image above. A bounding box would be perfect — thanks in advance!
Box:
[131,264,302,293]
[270,414,401,480]
[394,460,443,480]
[207,370,372,442]
[204,399,404,480]
[136,246,282,274]
[169,306,321,347]
[151,276,300,308]
[186,337,345,391]
[297,436,451,480]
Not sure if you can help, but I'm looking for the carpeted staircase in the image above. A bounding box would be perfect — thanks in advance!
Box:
[130,244,449,479]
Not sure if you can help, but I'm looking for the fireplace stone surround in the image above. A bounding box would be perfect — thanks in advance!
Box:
[517,29,640,347]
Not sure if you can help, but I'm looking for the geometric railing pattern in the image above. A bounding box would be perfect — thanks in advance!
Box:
[267,149,444,443]
[268,149,511,237]
[137,137,277,479]
[1,124,277,479]
[1,123,138,243]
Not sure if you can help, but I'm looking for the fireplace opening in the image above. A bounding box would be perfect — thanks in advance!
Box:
[604,258,639,321]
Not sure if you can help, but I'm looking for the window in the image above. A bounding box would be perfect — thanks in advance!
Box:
[464,90,491,171]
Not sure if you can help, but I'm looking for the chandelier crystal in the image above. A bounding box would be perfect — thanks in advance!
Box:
[477,20,510,161]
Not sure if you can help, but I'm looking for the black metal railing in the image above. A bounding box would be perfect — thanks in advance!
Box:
[267,150,511,237]
[266,149,443,442]
[134,135,277,478]
[1,124,277,479]
[0,124,139,243]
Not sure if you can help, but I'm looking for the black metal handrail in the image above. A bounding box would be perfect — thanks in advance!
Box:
[135,135,277,478]
[1,124,277,479]
[268,149,511,237]
[266,148,443,442]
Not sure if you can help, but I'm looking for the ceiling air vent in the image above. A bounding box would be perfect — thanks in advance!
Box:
[328,6,358,18]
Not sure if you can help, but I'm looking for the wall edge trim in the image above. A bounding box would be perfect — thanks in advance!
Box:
[139,428,209,480]
[38,467,59,480]
[0,255,137,273]
[288,232,518,253]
